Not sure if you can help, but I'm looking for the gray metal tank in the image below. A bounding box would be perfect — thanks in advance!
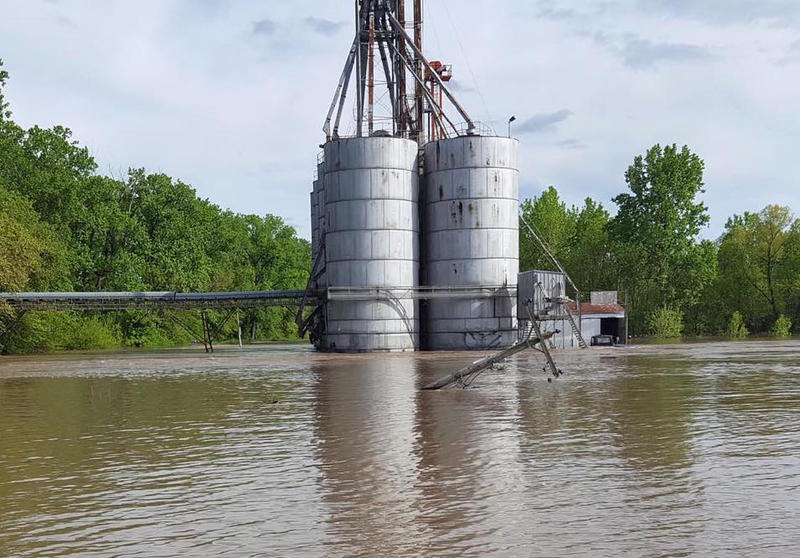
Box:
[320,136,419,352]
[422,136,519,350]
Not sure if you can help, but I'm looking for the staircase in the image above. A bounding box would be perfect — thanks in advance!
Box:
[295,240,327,335]
[563,305,588,349]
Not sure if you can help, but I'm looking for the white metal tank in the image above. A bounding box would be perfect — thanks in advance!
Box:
[320,136,420,352]
[422,136,519,349]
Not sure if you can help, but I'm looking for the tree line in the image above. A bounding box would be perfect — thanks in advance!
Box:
[1,57,797,353]
[0,60,310,353]
[521,144,799,339]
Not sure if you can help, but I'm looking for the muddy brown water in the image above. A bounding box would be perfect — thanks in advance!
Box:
[1,340,799,557]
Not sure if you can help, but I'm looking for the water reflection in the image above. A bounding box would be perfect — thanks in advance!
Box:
[312,355,424,555]
[414,357,529,555]
[1,341,799,556]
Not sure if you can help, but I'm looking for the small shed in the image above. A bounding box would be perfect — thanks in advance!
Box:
[568,291,627,345]
[517,270,627,349]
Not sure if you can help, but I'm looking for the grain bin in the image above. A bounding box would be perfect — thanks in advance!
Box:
[422,136,519,349]
[320,136,420,352]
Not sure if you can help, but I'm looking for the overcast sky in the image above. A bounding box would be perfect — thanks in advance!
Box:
[1,0,798,239]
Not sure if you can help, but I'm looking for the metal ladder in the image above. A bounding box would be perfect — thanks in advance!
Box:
[564,305,588,349]
[295,239,327,335]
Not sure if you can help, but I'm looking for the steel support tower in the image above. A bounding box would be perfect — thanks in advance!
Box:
[323,0,475,144]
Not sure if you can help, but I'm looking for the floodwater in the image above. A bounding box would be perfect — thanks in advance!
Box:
[1,341,799,557]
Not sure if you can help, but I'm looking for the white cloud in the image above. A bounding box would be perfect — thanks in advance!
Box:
[0,0,797,240]
[516,109,574,134]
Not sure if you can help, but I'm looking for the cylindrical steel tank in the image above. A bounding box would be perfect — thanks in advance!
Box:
[320,136,419,352]
[422,136,519,349]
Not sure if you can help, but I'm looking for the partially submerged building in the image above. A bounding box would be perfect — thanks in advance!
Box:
[517,270,627,349]
[571,291,627,346]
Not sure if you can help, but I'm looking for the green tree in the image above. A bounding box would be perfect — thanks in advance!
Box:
[0,60,311,353]
[772,315,792,338]
[0,58,9,121]
[0,187,71,353]
[726,311,749,339]
[564,197,615,292]
[647,306,684,339]
[519,186,576,272]
[716,205,798,332]
[0,187,69,293]
[782,220,800,327]
[610,144,713,334]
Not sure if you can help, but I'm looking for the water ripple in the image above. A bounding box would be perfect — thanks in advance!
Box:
[1,341,799,556]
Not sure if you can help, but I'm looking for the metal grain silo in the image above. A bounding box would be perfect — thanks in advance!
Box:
[320,136,420,352]
[422,136,519,349]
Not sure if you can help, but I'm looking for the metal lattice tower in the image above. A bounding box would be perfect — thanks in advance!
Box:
[323,0,475,144]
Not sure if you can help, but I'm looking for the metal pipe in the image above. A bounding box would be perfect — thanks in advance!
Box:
[355,0,363,136]
[413,0,424,143]
[396,0,408,135]
[386,39,455,136]
[367,12,375,135]
[385,11,475,135]
[333,46,357,138]
[376,22,396,133]
[323,35,358,139]
[383,12,413,136]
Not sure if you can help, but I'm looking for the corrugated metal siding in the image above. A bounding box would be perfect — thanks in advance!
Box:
[517,270,566,320]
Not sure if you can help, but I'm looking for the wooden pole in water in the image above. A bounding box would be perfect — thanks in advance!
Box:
[422,330,558,390]
[236,311,242,348]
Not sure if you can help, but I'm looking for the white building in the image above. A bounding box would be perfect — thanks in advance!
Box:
[518,270,627,349]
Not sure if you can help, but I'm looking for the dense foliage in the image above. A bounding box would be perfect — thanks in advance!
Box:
[647,307,685,340]
[521,144,799,338]
[726,311,749,340]
[772,315,792,338]
[0,60,310,353]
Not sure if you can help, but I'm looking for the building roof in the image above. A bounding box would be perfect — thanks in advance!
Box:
[568,302,626,315]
